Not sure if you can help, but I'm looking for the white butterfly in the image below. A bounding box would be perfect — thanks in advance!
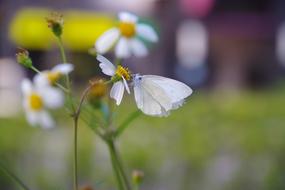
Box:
[133,74,193,117]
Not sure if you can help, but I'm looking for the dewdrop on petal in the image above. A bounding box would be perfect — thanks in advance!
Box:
[95,12,158,58]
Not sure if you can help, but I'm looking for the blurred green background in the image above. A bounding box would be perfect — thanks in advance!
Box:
[1,86,285,190]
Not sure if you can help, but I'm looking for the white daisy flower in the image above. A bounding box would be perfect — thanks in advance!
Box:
[21,78,64,129]
[95,12,158,58]
[34,63,74,87]
[97,54,130,105]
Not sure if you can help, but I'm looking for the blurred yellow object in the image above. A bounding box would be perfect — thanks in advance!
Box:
[9,8,116,51]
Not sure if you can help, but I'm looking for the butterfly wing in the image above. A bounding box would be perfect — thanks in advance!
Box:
[143,75,192,109]
[134,78,168,117]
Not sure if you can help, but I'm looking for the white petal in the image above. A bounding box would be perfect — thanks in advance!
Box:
[97,54,116,76]
[52,63,74,74]
[95,28,120,54]
[23,97,29,110]
[38,111,55,129]
[115,38,131,58]
[40,87,64,109]
[110,81,125,105]
[122,77,130,94]
[21,79,33,95]
[118,12,138,23]
[26,111,38,127]
[137,24,158,42]
[130,39,148,57]
[34,72,49,87]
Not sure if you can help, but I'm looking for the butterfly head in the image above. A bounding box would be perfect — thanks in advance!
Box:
[131,74,143,87]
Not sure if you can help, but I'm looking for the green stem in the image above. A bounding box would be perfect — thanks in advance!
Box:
[73,116,79,190]
[56,37,78,190]
[71,84,93,190]
[0,162,30,190]
[56,37,75,112]
[30,66,69,93]
[109,140,132,190]
[115,110,141,138]
[107,141,125,190]
[57,37,67,63]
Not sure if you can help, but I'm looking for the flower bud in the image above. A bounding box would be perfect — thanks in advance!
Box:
[132,169,144,185]
[16,48,33,68]
[46,12,64,37]
[88,78,108,108]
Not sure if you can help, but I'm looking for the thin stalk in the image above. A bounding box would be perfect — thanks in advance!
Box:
[57,37,70,88]
[56,37,75,112]
[71,85,92,190]
[73,116,79,190]
[70,81,109,190]
[56,37,78,190]
[107,141,125,190]
[109,140,132,190]
[57,37,67,63]
[115,110,141,138]
[0,162,30,190]
[30,66,69,93]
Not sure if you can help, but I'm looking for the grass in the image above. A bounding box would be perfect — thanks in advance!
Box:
[0,87,285,190]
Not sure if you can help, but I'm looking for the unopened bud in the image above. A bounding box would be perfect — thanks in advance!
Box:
[132,170,144,185]
[16,48,33,68]
[46,12,64,37]
[88,78,108,108]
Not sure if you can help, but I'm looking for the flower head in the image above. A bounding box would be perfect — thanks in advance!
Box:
[46,12,64,37]
[21,78,64,128]
[132,170,144,185]
[95,12,158,58]
[89,78,108,99]
[16,48,33,68]
[88,78,108,108]
[34,63,74,86]
[97,54,130,105]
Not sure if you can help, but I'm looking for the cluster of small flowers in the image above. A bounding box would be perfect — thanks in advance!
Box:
[19,11,192,129]
[20,62,73,128]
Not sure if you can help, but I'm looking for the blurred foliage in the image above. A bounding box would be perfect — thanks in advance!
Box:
[0,87,285,190]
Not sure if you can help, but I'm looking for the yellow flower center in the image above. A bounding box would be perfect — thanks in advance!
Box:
[28,93,43,111]
[89,80,107,98]
[119,22,136,38]
[47,72,61,85]
[116,65,131,80]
